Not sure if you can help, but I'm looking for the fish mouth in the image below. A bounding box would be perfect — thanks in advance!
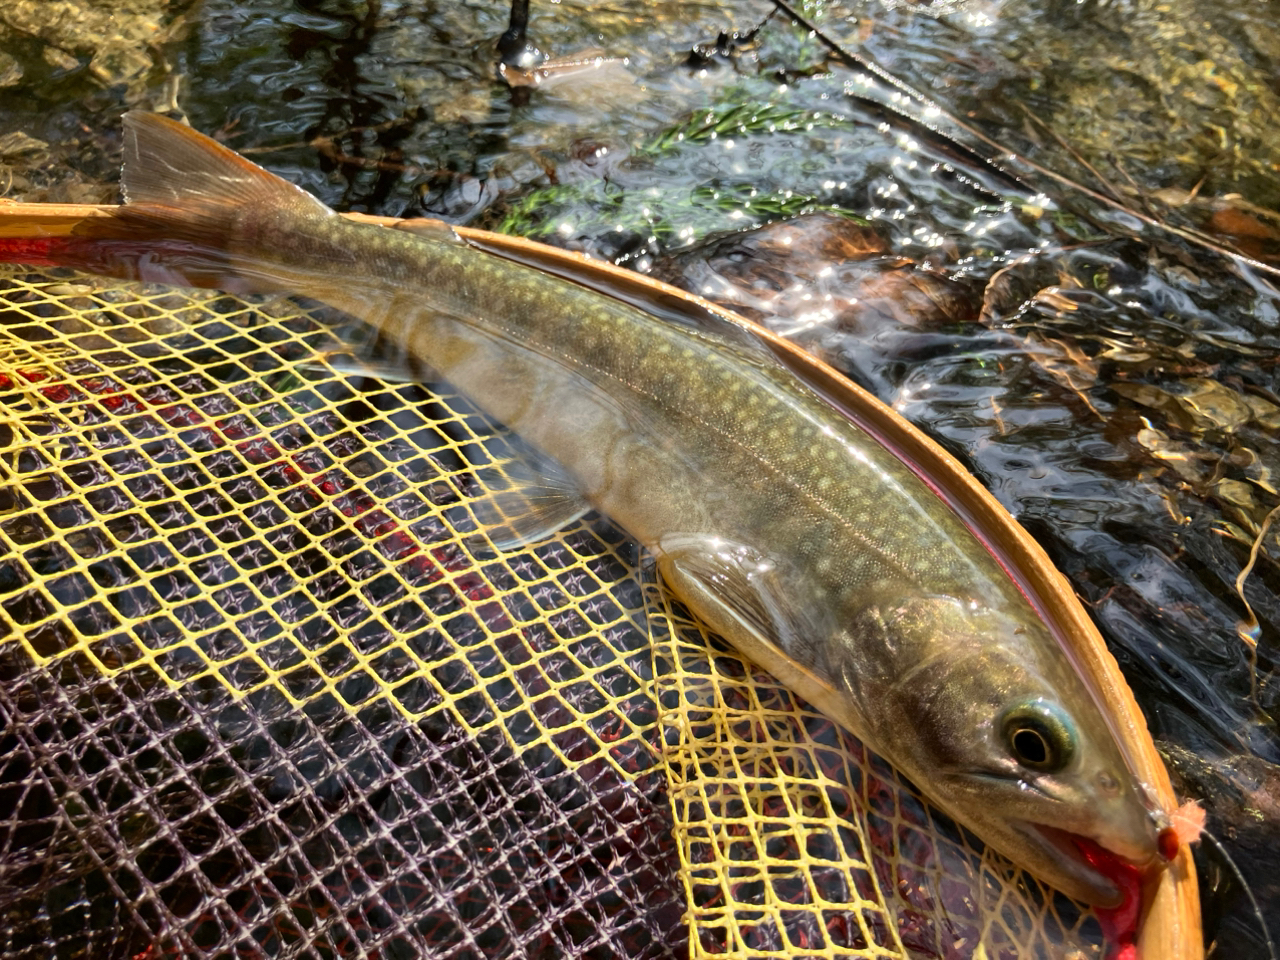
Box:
[1011,820,1131,907]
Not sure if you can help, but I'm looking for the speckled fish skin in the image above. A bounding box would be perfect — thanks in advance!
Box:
[103,111,1166,906]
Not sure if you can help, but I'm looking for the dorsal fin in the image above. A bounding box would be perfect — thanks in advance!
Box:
[120,111,334,220]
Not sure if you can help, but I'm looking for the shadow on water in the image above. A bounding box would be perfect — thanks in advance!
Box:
[1,0,1278,954]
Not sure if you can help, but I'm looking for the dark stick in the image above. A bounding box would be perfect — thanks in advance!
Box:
[498,0,542,68]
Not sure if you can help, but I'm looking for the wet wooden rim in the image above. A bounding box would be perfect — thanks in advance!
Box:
[0,201,1203,958]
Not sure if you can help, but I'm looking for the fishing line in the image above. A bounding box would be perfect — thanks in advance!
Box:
[768,0,1280,282]
[1198,825,1277,960]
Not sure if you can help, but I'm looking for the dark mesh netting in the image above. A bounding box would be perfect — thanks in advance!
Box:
[0,266,1119,958]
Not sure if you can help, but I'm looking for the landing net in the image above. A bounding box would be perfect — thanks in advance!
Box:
[0,265,1110,958]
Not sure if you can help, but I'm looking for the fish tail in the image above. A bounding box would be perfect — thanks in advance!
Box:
[0,113,354,293]
[12,113,350,291]
[119,111,336,242]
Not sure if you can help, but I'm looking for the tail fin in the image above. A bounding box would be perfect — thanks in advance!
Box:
[120,112,334,227]
[0,115,343,288]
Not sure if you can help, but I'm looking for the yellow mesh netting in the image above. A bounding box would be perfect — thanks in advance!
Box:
[0,264,1113,958]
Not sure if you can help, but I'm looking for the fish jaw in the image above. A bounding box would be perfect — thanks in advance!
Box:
[931,767,1163,906]
[1010,821,1136,907]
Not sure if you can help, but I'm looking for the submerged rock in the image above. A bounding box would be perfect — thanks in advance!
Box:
[0,0,170,88]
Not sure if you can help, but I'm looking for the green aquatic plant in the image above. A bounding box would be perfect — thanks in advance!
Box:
[490,97,866,250]
[640,101,850,155]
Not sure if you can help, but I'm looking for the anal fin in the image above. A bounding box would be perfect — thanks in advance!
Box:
[391,217,469,246]
[467,443,592,552]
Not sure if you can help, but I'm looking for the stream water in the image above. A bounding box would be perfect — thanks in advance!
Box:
[2,0,1278,954]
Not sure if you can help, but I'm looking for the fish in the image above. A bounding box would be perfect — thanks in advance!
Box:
[26,111,1177,906]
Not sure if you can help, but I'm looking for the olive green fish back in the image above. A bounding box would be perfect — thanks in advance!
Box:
[0,265,1113,958]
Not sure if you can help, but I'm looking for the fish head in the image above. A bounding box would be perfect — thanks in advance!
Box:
[858,595,1166,906]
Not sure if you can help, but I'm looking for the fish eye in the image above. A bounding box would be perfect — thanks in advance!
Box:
[1000,699,1076,773]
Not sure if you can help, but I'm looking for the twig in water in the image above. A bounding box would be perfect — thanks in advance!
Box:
[1108,154,1161,222]
[1014,101,1126,207]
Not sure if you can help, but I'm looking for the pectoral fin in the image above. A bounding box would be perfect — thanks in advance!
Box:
[656,535,831,672]
[655,534,862,734]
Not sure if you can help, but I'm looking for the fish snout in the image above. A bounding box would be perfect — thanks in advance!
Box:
[1087,770,1167,869]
